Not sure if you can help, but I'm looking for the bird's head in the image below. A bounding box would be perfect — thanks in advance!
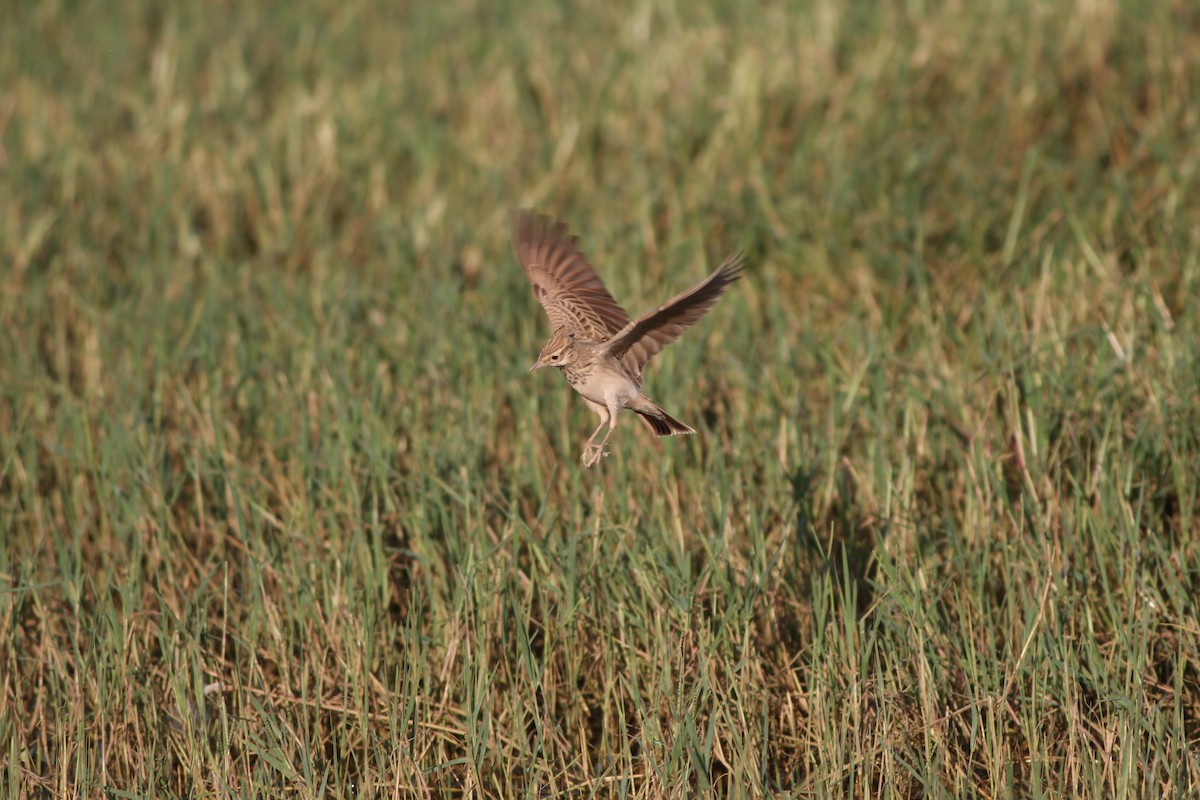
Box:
[529,331,579,372]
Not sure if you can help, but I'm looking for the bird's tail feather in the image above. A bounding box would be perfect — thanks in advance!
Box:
[634,400,695,437]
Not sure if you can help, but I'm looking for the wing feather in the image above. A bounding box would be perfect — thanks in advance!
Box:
[602,252,746,373]
[512,210,631,341]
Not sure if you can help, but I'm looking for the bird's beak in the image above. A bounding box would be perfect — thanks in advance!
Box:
[528,360,542,373]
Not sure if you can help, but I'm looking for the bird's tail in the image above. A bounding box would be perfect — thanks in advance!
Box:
[633,398,695,437]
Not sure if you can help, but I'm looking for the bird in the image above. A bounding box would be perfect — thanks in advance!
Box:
[513,210,745,467]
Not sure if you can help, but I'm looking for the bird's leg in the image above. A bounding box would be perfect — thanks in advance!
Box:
[594,417,617,450]
[580,420,607,465]
[581,401,611,467]
[584,427,613,468]
[583,400,621,468]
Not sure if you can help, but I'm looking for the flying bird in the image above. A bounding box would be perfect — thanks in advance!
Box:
[514,210,745,467]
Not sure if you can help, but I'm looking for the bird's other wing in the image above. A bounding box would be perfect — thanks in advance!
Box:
[512,210,631,342]
[602,252,745,374]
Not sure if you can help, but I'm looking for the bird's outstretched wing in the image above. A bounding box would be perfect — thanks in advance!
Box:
[512,210,631,342]
[602,252,746,374]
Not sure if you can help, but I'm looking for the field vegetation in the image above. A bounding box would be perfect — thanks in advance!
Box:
[2,0,1199,796]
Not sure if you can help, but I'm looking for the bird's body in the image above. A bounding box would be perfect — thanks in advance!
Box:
[514,211,744,467]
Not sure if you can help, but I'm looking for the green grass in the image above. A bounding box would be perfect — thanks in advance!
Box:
[3,0,1199,796]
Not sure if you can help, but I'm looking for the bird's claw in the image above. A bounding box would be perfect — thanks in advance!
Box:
[581,444,611,468]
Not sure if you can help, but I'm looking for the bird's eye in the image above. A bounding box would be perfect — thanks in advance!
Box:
[550,354,560,361]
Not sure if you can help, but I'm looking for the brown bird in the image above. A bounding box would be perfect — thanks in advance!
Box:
[513,210,745,467]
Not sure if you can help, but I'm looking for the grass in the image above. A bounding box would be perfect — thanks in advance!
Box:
[2,0,1199,796]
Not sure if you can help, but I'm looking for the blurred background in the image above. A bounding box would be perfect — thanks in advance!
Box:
[2,0,1198,795]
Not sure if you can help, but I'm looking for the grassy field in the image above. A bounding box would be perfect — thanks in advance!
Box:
[3,0,1199,796]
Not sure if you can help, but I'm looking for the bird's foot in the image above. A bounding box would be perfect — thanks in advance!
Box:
[581,444,611,468]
